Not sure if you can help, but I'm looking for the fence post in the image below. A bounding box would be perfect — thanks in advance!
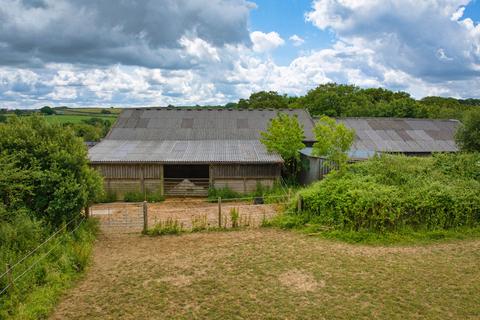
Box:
[297,195,303,213]
[143,201,148,234]
[6,263,13,292]
[218,197,222,228]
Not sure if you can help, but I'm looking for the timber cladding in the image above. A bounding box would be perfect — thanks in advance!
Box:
[211,164,281,178]
[92,164,162,179]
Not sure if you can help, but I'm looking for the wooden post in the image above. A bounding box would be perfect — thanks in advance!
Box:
[297,195,303,213]
[218,197,222,228]
[6,263,13,292]
[143,201,148,233]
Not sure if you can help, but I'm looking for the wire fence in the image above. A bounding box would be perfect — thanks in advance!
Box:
[0,217,85,296]
[90,193,294,233]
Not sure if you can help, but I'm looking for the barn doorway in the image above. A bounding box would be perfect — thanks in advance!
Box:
[163,165,210,196]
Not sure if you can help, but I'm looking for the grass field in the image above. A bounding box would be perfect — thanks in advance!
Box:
[3,107,120,125]
[51,228,480,320]
[42,114,118,124]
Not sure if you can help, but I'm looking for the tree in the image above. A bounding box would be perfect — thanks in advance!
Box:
[312,116,355,171]
[238,91,289,109]
[40,106,56,115]
[0,116,103,226]
[455,110,480,152]
[260,113,305,179]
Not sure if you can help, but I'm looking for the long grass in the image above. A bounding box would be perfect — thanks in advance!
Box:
[0,219,98,320]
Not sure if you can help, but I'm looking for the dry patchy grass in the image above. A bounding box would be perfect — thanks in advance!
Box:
[51,229,480,319]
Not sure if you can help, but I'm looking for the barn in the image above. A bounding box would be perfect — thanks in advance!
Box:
[299,117,460,184]
[88,108,316,198]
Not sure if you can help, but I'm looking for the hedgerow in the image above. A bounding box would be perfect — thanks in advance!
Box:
[291,153,480,232]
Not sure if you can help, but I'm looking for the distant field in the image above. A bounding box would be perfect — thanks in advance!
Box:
[2,110,119,125]
[57,107,123,115]
[42,114,118,124]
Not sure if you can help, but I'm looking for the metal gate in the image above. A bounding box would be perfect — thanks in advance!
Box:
[90,203,144,233]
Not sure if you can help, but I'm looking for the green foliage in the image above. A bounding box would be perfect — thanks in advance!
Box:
[312,115,355,170]
[0,116,103,227]
[230,207,240,228]
[456,110,480,152]
[237,91,289,109]
[0,218,98,319]
[96,191,117,203]
[39,106,56,115]
[123,191,165,203]
[147,218,184,236]
[289,154,480,233]
[260,113,306,178]
[237,83,477,120]
[145,192,165,203]
[208,186,242,201]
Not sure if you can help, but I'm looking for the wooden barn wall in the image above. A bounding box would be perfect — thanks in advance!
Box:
[211,164,280,193]
[211,164,280,178]
[91,164,164,199]
[92,164,162,179]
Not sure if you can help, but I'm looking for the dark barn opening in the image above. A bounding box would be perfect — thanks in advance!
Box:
[163,165,210,196]
[164,165,209,179]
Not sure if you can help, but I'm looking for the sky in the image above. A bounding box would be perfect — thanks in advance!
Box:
[0,0,479,109]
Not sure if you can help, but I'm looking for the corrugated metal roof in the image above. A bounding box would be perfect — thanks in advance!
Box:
[337,118,459,153]
[106,107,316,141]
[89,140,283,164]
[89,107,313,164]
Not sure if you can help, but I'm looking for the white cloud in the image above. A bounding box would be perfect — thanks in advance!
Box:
[179,36,221,63]
[289,34,305,46]
[250,31,285,53]
[305,0,480,81]
[1,0,480,109]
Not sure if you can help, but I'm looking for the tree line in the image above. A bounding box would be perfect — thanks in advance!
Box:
[232,83,479,120]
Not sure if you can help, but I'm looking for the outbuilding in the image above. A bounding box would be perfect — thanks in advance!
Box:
[88,108,316,198]
[299,117,460,184]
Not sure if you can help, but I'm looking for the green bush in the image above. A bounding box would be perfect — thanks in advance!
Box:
[145,191,165,203]
[97,191,117,203]
[123,191,145,202]
[291,154,480,232]
[123,191,165,203]
[208,186,242,201]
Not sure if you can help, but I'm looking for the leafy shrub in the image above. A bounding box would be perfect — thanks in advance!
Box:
[208,186,241,201]
[123,191,165,203]
[123,191,144,202]
[97,191,117,203]
[146,192,165,203]
[291,154,480,232]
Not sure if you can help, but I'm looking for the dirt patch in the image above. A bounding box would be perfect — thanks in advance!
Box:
[279,269,322,292]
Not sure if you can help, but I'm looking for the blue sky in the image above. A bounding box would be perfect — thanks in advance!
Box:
[0,0,479,108]
[250,0,335,65]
